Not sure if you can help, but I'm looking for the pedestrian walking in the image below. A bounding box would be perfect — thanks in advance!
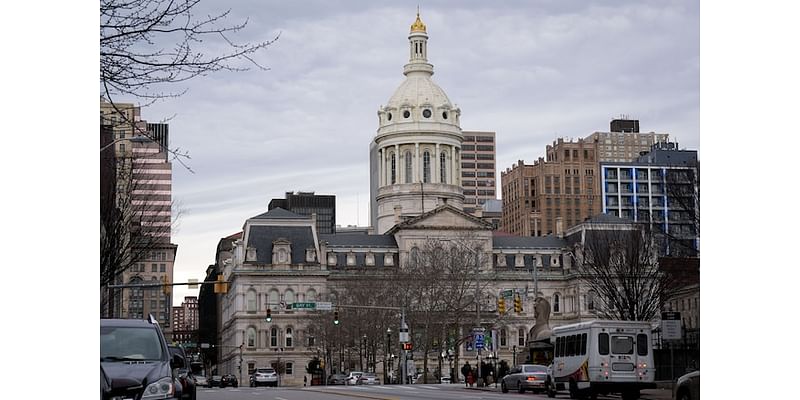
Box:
[461,362,472,387]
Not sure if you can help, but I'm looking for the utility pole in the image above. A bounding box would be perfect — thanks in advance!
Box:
[474,250,482,386]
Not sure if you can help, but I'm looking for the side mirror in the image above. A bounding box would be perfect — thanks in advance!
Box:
[171,354,185,369]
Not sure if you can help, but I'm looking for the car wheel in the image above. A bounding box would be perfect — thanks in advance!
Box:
[501,381,508,393]
[677,389,691,400]
[546,380,557,398]
[621,390,640,400]
[518,381,525,394]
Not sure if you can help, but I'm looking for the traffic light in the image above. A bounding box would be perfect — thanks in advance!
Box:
[334,310,340,325]
[162,276,171,295]
[402,343,413,351]
[514,293,523,313]
[213,274,228,294]
[266,308,272,322]
[497,296,506,314]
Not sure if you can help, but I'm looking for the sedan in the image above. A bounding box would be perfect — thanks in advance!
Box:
[220,374,238,388]
[357,373,380,385]
[194,376,208,388]
[327,374,348,385]
[501,364,548,394]
[673,370,700,400]
[209,375,222,388]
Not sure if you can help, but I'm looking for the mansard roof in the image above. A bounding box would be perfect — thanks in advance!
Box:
[319,233,398,249]
[492,234,566,249]
[246,225,315,264]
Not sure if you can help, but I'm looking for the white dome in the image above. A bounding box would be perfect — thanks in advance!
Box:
[386,75,453,110]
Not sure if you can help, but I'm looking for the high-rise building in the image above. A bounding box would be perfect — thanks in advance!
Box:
[268,191,336,234]
[172,296,199,346]
[600,141,699,256]
[501,138,601,236]
[586,118,669,162]
[461,131,497,215]
[101,100,177,333]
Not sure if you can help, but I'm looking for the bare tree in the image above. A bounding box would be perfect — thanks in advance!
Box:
[575,222,676,321]
[100,0,279,163]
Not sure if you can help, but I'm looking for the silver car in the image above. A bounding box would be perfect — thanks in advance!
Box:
[501,364,549,394]
[357,373,380,385]
[673,370,699,400]
[250,368,278,387]
[194,375,208,387]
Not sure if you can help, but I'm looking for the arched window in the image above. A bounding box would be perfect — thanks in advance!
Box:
[390,153,396,184]
[518,327,526,346]
[423,151,431,183]
[246,290,257,312]
[306,289,317,302]
[405,151,413,183]
[553,293,561,313]
[247,327,257,348]
[269,289,280,309]
[284,289,295,305]
[270,327,279,347]
[440,152,447,183]
[285,327,293,347]
[587,291,596,311]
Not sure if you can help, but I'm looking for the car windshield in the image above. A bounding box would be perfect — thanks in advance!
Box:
[524,365,548,373]
[363,373,376,377]
[257,369,275,374]
[101,326,163,361]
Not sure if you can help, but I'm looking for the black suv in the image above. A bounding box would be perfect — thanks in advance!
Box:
[101,316,184,399]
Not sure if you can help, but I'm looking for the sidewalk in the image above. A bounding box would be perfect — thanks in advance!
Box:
[464,384,673,400]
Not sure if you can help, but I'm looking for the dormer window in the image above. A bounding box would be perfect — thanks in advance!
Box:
[442,111,448,119]
[272,239,292,265]
[366,253,375,266]
[403,110,410,118]
[306,248,317,262]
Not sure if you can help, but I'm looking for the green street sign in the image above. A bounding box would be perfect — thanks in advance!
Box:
[291,302,316,309]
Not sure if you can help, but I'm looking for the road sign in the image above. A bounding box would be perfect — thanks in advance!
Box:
[501,289,513,298]
[316,301,332,311]
[292,302,316,309]
[474,333,485,349]
[200,343,210,349]
[661,311,682,340]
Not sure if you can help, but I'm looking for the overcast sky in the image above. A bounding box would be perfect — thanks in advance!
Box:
[131,0,700,304]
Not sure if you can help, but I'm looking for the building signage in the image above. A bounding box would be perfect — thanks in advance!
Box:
[661,311,682,340]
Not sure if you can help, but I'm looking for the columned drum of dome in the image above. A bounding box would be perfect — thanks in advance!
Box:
[371,11,465,234]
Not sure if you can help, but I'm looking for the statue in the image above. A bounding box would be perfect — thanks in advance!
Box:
[529,297,553,341]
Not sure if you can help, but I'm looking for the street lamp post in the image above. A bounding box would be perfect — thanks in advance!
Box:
[386,328,392,384]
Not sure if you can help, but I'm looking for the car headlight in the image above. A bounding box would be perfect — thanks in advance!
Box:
[141,377,174,399]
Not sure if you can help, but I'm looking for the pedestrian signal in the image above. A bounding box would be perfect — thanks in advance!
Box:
[402,343,413,351]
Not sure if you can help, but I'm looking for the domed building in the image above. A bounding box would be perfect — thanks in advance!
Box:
[370,12,465,234]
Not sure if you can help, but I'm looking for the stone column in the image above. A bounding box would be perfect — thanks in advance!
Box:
[415,143,420,182]
[435,143,441,183]
[394,144,400,185]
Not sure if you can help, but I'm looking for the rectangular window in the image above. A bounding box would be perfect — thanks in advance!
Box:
[566,335,575,356]
[611,336,634,354]
[599,333,609,355]
[248,363,256,376]
[636,334,649,356]
[160,264,166,272]
[152,264,158,272]
[581,333,587,355]
[286,362,294,375]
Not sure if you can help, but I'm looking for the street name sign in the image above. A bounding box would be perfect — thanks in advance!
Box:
[316,301,332,311]
[292,302,316,309]
[661,311,682,340]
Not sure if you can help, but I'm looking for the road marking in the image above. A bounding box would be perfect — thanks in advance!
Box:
[275,397,288,400]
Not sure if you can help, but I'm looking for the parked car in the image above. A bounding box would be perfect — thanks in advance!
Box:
[345,371,364,385]
[221,374,238,388]
[327,374,348,385]
[440,375,451,384]
[100,315,183,400]
[168,346,196,400]
[357,373,380,385]
[673,370,700,400]
[209,375,222,388]
[193,375,208,388]
[501,364,548,394]
[250,368,279,387]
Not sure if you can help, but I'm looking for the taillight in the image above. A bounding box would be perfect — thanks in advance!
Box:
[527,376,537,381]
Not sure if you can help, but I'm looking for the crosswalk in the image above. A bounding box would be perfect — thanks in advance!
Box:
[322,384,444,391]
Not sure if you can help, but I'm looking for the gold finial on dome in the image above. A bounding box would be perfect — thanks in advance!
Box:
[410,8,427,33]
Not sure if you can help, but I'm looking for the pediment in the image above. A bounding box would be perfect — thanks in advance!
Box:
[388,204,493,233]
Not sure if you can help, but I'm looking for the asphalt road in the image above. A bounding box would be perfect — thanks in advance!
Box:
[197,384,673,400]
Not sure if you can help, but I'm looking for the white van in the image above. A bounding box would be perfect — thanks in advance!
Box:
[545,320,655,400]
